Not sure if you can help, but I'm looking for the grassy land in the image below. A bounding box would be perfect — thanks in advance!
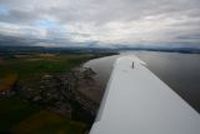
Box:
[0,54,93,78]
[0,54,94,87]
[13,111,86,134]
[0,53,95,133]
[0,97,86,134]
[0,96,40,132]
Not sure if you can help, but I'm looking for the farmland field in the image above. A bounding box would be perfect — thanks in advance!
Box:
[0,53,97,133]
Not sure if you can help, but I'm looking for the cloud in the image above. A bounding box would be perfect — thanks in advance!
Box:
[0,0,200,48]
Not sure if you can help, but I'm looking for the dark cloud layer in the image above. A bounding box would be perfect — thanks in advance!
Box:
[0,0,200,48]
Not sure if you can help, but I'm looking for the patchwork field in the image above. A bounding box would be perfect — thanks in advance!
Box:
[0,53,96,133]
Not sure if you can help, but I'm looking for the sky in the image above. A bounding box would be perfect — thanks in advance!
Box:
[0,0,200,48]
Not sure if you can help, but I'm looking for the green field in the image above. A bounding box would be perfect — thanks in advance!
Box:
[0,54,93,78]
[0,54,95,133]
[0,96,87,134]
[0,54,94,87]
[0,96,39,132]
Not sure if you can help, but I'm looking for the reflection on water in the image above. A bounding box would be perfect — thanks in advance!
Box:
[84,55,120,88]
[84,51,200,113]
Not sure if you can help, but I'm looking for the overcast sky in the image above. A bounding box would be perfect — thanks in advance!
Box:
[0,0,200,48]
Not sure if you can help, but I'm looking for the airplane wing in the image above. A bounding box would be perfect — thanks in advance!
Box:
[90,55,200,134]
